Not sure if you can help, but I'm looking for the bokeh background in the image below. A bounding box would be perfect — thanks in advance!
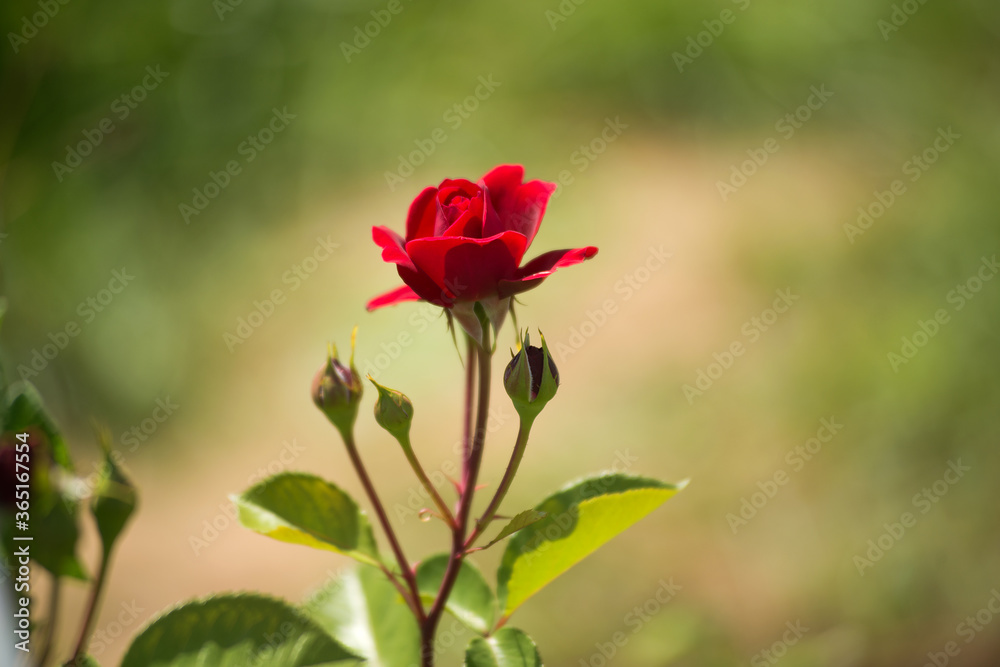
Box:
[3,0,1000,665]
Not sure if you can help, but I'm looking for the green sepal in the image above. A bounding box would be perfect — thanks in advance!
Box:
[90,434,138,554]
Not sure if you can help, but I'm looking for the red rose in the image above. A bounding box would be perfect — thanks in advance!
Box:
[367,164,597,337]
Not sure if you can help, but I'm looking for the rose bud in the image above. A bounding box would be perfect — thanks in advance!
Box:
[504,330,559,422]
[91,435,138,552]
[311,328,363,440]
[368,377,414,440]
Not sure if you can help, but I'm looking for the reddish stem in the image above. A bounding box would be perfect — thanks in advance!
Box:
[465,417,533,549]
[343,434,424,623]
[71,550,109,663]
[420,334,492,666]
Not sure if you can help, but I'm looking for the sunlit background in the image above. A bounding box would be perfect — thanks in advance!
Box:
[3,0,1000,665]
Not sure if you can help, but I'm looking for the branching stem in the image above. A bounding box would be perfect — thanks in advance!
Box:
[420,331,492,666]
[343,433,424,623]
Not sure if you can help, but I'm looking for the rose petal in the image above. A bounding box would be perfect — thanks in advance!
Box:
[479,165,555,245]
[438,179,479,201]
[442,194,486,238]
[406,186,439,242]
[480,165,523,237]
[479,165,524,202]
[396,265,457,306]
[507,179,557,246]
[435,179,481,235]
[497,246,599,298]
[479,182,508,239]
[442,210,484,238]
[372,226,415,269]
[366,285,422,311]
[407,231,528,301]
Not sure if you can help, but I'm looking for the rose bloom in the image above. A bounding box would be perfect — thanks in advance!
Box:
[367,165,597,338]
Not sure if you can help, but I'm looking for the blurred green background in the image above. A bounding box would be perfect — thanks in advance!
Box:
[3,0,1000,664]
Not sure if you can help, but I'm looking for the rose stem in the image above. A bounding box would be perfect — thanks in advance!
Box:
[465,416,534,549]
[421,330,492,665]
[71,549,110,662]
[343,432,424,622]
[398,432,456,528]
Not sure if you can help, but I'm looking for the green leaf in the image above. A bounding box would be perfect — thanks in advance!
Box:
[34,493,87,579]
[479,510,547,551]
[416,554,495,634]
[303,566,420,667]
[233,472,380,566]
[63,656,102,667]
[3,381,73,471]
[464,627,542,666]
[0,381,86,578]
[2,490,88,580]
[497,474,685,619]
[120,593,362,667]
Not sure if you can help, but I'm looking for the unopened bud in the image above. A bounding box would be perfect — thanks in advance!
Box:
[368,377,414,441]
[91,428,138,552]
[504,331,559,421]
[312,327,363,440]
